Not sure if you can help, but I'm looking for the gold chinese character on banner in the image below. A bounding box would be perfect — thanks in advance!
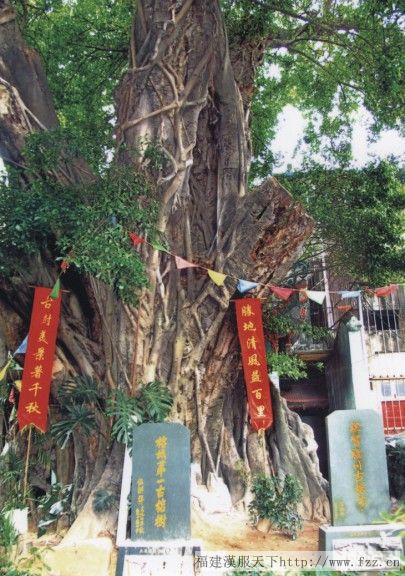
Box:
[247,354,260,366]
[40,297,53,310]
[28,382,42,397]
[33,347,45,361]
[241,305,254,317]
[38,331,48,345]
[246,336,257,350]
[25,402,41,414]
[42,314,52,327]
[250,370,262,383]
[30,365,43,379]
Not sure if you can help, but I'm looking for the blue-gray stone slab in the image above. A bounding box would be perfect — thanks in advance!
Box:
[326,410,390,526]
[131,422,191,540]
[319,523,405,551]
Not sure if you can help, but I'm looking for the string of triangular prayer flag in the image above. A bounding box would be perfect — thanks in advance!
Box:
[126,230,403,304]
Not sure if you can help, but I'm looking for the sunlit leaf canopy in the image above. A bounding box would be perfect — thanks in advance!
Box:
[7,0,405,287]
[223,0,404,176]
[14,0,404,173]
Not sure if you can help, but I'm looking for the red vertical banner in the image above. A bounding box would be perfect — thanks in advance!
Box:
[17,287,61,432]
[235,298,273,431]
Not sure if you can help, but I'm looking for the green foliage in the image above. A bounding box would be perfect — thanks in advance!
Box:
[92,490,115,515]
[0,131,158,304]
[0,449,25,510]
[0,511,18,552]
[13,0,404,179]
[379,503,405,526]
[301,323,334,346]
[106,381,173,443]
[280,161,405,285]
[51,375,173,448]
[249,473,304,539]
[51,405,97,449]
[0,512,40,576]
[58,375,103,407]
[106,389,142,445]
[36,482,72,537]
[235,459,250,489]
[267,352,307,380]
[14,0,132,172]
[223,1,404,174]
[136,380,174,423]
[262,308,296,338]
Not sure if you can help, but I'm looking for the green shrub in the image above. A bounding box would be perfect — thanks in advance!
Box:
[267,352,307,380]
[51,376,173,448]
[249,473,303,540]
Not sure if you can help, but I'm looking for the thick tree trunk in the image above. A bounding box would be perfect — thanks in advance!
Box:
[0,0,329,541]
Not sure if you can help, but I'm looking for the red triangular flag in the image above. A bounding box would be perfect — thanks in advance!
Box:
[129,232,145,246]
[60,260,70,273]
[174,255,198,270]
[374,284,398,298]
[270,286,294,301]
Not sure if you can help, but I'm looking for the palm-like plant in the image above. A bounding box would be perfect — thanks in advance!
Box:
[106,390,142,445]
[51,405,97,448]
[137,380,173,422]
[50,376,173,449]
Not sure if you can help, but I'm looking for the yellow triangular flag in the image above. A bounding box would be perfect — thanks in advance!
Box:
[0,359,11,381]
[208,269,227,286]
[14,380,22,392]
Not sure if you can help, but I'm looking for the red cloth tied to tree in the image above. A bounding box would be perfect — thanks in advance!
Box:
[235,298,273,431]
[17,287,61,432]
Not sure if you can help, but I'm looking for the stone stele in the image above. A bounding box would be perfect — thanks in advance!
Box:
[131,422,191,541]
[326,409,390,526]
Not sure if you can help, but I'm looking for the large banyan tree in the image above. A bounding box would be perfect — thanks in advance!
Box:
[0,0,403,539]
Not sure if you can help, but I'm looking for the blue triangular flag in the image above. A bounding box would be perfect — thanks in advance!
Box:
[341,290,361,299]
[14,336,28,355]
[237,279,259,294]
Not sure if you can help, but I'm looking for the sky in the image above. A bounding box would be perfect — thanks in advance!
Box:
[272,105,405,172]
[1,105,404,176]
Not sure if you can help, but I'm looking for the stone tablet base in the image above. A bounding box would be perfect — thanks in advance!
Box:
[115,539,202,576]
[320,523,405,550]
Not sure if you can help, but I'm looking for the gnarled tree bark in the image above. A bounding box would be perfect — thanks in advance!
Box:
[0,0,329,541]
